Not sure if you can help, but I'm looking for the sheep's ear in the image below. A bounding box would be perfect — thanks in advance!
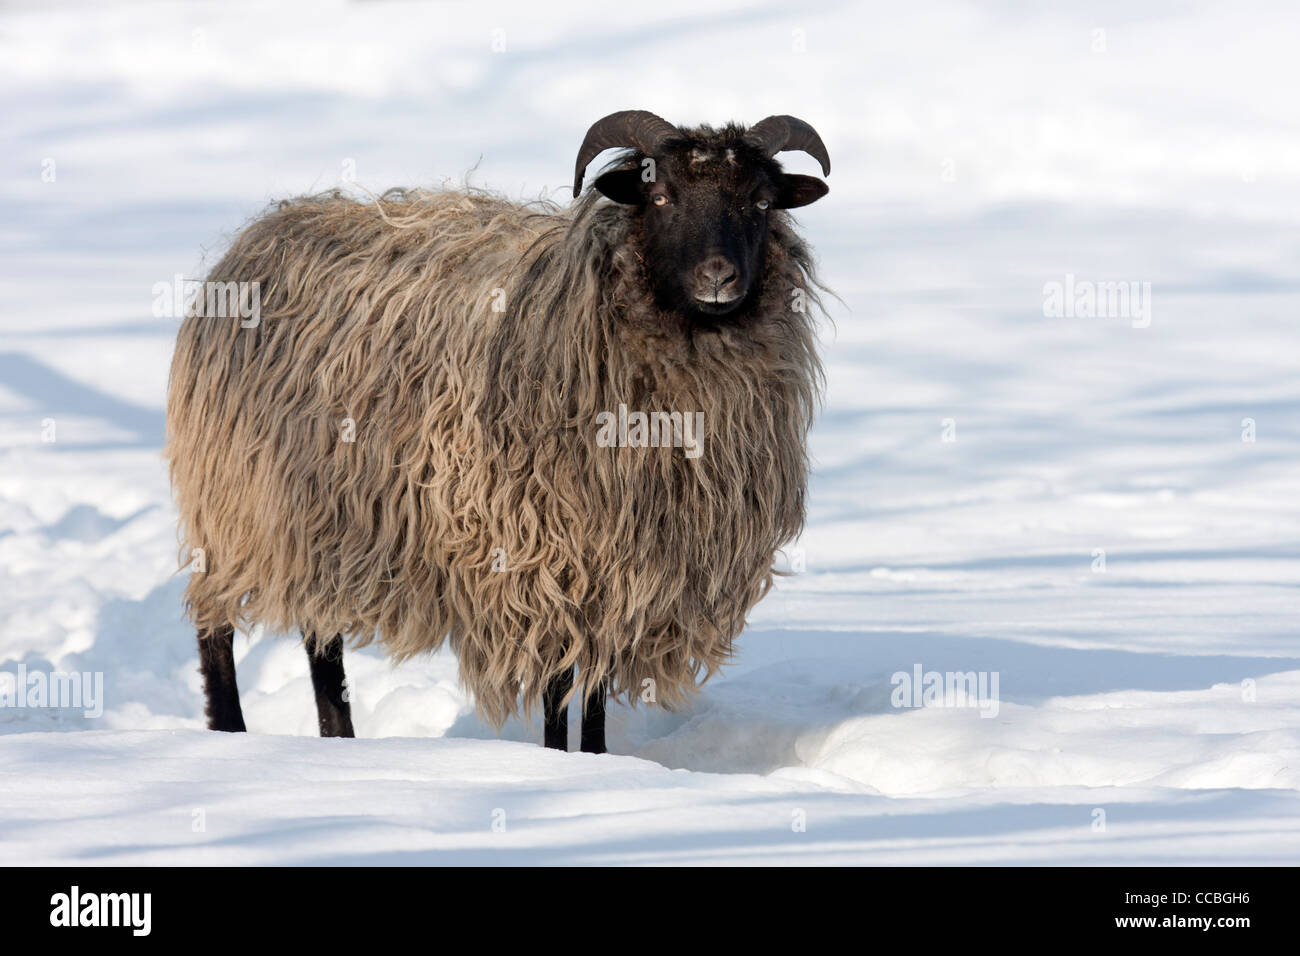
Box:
[774,174,828,209]
[593,167,646,205]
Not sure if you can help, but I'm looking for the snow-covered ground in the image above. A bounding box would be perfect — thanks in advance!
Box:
[1,0,1298,864]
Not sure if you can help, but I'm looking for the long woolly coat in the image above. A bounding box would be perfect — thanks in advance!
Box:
[166,186,822,724]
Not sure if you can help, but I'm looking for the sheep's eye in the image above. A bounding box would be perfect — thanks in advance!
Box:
[755,199,771,211]
[651,194,669,207]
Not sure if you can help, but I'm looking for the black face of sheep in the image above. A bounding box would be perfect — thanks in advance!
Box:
[573,111,830,322]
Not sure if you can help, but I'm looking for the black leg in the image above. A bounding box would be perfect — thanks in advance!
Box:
[305,633,355,738]
[580,681,607,754]
[543,666,572,751]
[198,625,246,732]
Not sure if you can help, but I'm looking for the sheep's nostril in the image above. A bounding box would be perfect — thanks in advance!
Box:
[697,256,738,290]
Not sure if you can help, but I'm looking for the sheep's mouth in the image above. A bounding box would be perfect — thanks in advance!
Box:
[691,292,744,315]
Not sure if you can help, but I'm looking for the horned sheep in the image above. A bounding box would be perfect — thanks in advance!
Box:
[165,110,832,752]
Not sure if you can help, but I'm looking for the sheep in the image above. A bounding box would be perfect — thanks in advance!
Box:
[165,110,831,752]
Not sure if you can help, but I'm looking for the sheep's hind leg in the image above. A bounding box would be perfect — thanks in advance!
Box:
[580,681,607,754]
[198,625,246,732]
[305,633,355,738]
[543,666,572,750]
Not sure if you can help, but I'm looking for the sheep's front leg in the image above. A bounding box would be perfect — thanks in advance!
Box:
[581,682,606,754]
[543,666,572,750]
[304,633,355,738]
[198,625,246,732]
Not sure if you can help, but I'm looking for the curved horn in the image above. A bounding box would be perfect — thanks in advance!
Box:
[572,110,680,198]
[744,115,831,176]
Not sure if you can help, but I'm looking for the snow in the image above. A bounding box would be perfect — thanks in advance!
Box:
[6,730,1300,865]
[2,0,1299,865]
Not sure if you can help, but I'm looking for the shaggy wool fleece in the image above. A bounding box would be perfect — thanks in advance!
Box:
[166,185,824,723]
